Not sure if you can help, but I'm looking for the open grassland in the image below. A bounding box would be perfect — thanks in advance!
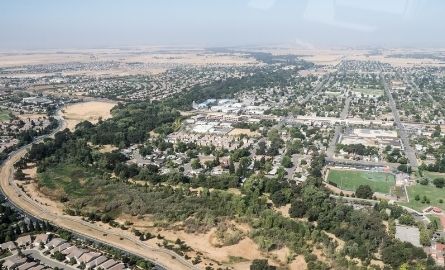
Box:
[38,164,98,198]
[423,171,445,181]
[402,183,445,212]
[327,169,395,194]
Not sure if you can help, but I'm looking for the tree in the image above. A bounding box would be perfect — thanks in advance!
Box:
[270,191,288,207]
[289,200,307,218]
[52,251,66,261]
[355,185,373,199]
[250,259,276,270]
[281,155,293,168]
[14,169,26,180]
[433,178,445,188]
[397,164,411,174]
[398,214,415,226]
[229,159,235,174]
[419,178,429,185]
[191,159,201,170]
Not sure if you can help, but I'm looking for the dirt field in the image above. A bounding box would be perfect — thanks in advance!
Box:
[62,101,117,130]
[0,48,258,78]
[228,128,260,137]
[121,213,288,269]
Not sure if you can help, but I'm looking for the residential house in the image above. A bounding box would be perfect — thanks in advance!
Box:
[65,247,87,262]
[0,241,17,251]
[3,255,27,269]
[78,252,101,264]
[17,261,38,270]
[108,263,126,270]
[28,265,45,270]
[85,255,108,269]
[45,238,66,249]
[16,235,32,247]
[33,234,50,247]
[99,259,119,270]
[51,243,71,254]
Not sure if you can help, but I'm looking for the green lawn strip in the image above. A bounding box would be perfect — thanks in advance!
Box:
[327,169,395,194]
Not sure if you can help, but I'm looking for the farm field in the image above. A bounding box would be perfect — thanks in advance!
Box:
[402,183,445,212]
[327,169,395,194]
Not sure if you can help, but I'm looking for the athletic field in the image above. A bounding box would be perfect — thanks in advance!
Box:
[327,169,395,194]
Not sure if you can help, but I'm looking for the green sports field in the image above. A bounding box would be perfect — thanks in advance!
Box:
[327,169,395,194]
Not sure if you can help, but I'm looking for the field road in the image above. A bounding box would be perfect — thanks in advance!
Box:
[0,108,198,270]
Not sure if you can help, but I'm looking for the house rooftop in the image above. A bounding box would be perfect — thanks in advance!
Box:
[46,238,66,248]
[99,259,119,269]
[78,251,101,264]
[108,263,126,270]
[33,233,50,244]
[17,261,38,270]
[3,255,27,269]
[0,241,17,250]
[16,235,32,246]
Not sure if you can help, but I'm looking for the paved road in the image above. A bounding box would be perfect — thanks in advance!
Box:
[326,96,351,159]
[0,108,197,270]
[381,72,418,168]
[300,73,333,105]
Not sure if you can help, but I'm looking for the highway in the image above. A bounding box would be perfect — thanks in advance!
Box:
[381,72,418,168]
[0,109,197,270]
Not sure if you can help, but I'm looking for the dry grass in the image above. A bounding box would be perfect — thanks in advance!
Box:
[62,101,117,130]
[228,128,260,137]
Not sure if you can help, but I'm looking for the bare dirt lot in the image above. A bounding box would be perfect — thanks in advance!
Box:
[228,128,260,137]
[62,101,117,130]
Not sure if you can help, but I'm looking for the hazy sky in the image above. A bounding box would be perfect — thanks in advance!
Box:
[1,0,444,50]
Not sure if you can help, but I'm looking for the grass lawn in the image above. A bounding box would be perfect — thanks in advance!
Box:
[402,183,445,212]
[423,171,445,181]
[38,163,97,197]
[327,169,395,194]
[352,88,384,96]
[0,109,11,122]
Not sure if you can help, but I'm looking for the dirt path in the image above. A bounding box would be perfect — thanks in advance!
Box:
[0,105,196,270]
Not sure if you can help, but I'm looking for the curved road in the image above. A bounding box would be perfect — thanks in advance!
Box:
[0,110,198,270]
